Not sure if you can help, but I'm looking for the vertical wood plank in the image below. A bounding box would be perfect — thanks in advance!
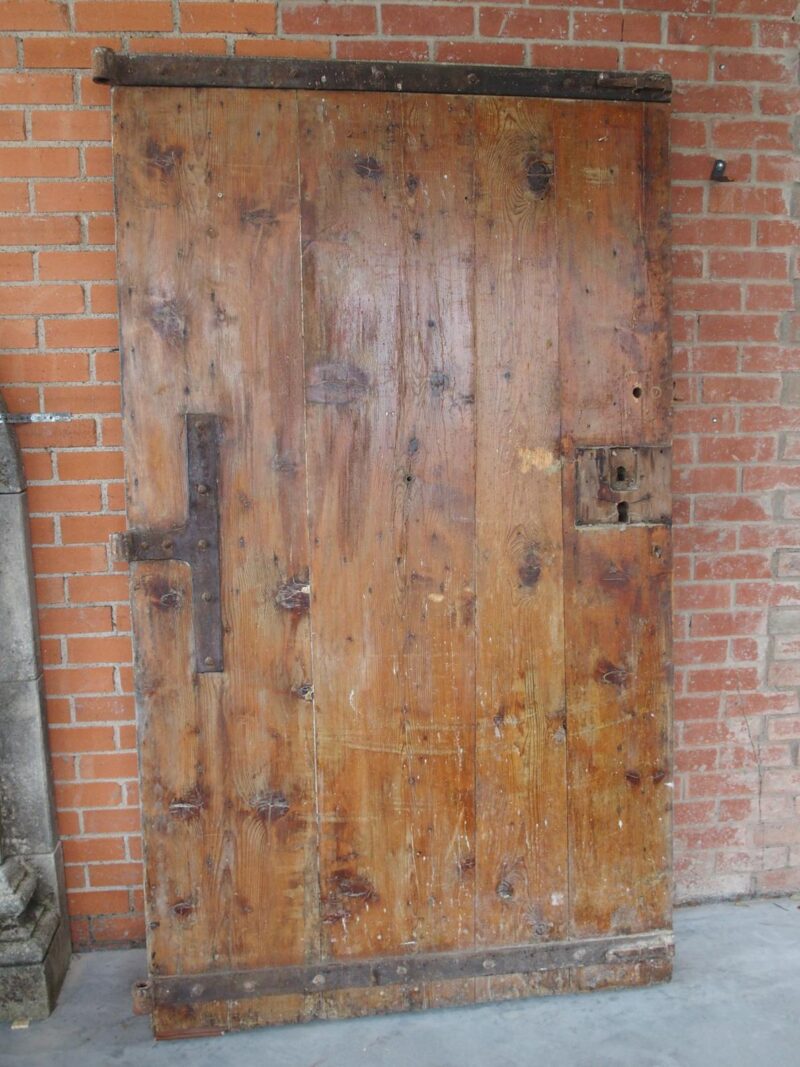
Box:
[298,91,477,984]
[473,96,568,952]
[114,87,316,1034]
[555,100,672,938]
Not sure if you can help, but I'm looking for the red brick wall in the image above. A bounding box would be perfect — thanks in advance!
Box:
[1,0,798,949]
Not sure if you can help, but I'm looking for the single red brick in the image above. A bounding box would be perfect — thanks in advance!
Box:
[35,180,114,213]
[0,72,73,103]
[480,7,568,39]
[88,862,143,888]
[49,725,116,756]
[83,807,140,833]
[668,15,752,46]
[0,182,28,210]
[0,251,32,281]
[45,666,116,696]
[687,771,757,799]
[0,349,88,384]
[58,449,124,479]
[24,34,120,67]
[79,73,110,106]
[282,3,376,35]
[698,314,779,343]
[0,110,25,139]
[674,695,722,721]
[0,146,78,177]
[60,514,125,545]
[385,3,475,36]
[572,11,623,39]
[0,0,68,30]
[716,50,794,83]
[675,747,719,771]
[40,250,117,281]
[710,186,787,215]
[674,86,754,117]
[80,752,138,778]
[42,385,120,415]
[27,482,102,513]
[62,836,123,862]
[531,44,619,69]
[694,496,771,522]
[624,46,709,80]
[713,119,793,151]
[33,545,108,574]
[74,695,134,722]
[435,41,525,64]
[760,87,800,116]
[756,154,800,182]
[130,34,226,54]
[695,554,772,580]
[674,639,728,666]
[0,284,84,315]
[673,283,741,313]
[674,467,738,494]
[337,39,428,61]
[89,913,146,943]
[88,216,116,245]
[68,635,132,665]
[69,574,130,603]
[236,37,331,58]
[747,285,795,312]
[67,889,130,915]
[39,605,113,637]
[0,321,35,354]
[180,2,276,33]
[674,583,731,610]
[698,436,776,464]
[703,375,781,403]
[75,0,173,31]
[31,110,112,141]
[758,20,800,48]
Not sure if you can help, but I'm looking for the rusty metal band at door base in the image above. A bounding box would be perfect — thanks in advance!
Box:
[145,930,674,1008]
[92,49,672,103]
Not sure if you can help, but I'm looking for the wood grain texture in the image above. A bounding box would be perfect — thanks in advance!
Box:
[555,100,672,938]
[115,87,316,1033]
[298,92,478,996]
[473,97,568,951]
[113,86,673,1036]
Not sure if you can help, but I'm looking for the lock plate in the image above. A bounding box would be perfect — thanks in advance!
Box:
[113,414,223,673]
[575,446,671,527]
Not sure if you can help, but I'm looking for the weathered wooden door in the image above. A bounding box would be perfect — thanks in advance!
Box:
[106,53,673,1038]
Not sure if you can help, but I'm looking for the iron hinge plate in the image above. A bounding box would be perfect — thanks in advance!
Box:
[112,414,223,673]
[576,445,671,527]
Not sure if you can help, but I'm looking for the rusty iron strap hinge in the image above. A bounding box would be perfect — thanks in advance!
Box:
[112,414,223,674]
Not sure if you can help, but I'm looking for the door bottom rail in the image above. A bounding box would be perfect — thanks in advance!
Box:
[134,929,674,1011]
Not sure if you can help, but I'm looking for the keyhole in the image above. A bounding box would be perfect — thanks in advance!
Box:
[632,386,643,398]
[617,501,629,523]
[616,466,627,483]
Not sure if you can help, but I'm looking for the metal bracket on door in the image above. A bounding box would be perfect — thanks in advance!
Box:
[112,414,223,674]
[575,445,671,527]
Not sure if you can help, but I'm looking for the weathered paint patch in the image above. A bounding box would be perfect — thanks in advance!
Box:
[517,446,559,474]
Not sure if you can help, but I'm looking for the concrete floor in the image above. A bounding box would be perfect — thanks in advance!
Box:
[2,898,799,1067]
